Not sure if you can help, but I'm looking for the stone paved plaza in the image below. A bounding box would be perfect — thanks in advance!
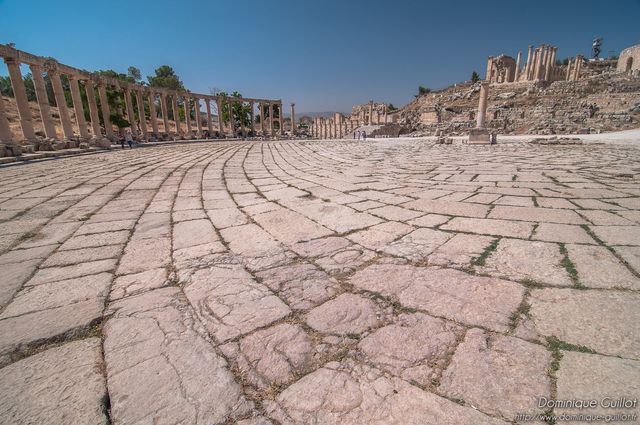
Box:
[0,138,639,424]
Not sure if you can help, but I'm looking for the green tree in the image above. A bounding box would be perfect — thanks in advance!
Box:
[127,66,142,84]
[388,103,397,111]
[471,71,480,83]
[0,76,13,97]
[217,91,251,129]
[418,85,431,96]
[147,65,185,91]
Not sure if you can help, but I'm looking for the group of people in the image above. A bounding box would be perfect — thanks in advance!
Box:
[355,130,367,141]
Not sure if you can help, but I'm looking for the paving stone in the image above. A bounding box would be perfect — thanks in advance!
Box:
[41,245,122,268]
[220,223,294,271]
[368,205,423,221]
[527,288,640,359]
[441,217,533,238]
[614,245,640,274]
[60,230,130,250]
[383,228,453,261]
[265,360,507,425]
[440,328,552,419]
[110,268,168,300]
[350,264,524,332]
[75,219,137,235]
[556,351,640,416]
[567,244,640,289]
[479,238,572,286]
[183,264,291,343]
[306,293,382,335]
[428,233,495,268]
[407,213,451,227]
[579,209,634,225]
[281,199,382,233]
[27,259,118,286]
[0,338,107,424]
[591,225,640,246]
[402,199,490,218]
[17,222,83,249]
[346,221,413,251]
[532,223,596,244]
[0,259,41,307]
[173,218,218,250]
[105,287,253,423]
[252,208,333,244]
[221,323,314,388]
[256,263,340,310]
[489,206,585,224]
[358,313,463,385]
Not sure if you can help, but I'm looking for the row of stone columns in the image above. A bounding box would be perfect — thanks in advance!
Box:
[0,44,286,155]
[310,115,360,139]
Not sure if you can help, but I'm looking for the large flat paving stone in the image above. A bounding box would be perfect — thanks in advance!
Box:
[265,360,507,424]
[350,264,524,332]
[0,338,107,425]
[527,288,640,359]
[104,287,253,424]
[440,328,552,420]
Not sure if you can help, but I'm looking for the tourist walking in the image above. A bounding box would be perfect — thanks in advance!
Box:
[356,130,361,140]
[362,130,367,141]
[125,130,134,149]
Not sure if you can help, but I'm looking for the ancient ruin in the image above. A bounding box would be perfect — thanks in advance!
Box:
[0,44,286,157]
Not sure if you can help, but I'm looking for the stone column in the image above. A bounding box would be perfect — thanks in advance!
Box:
[124,88,136,132]
[476,82,489,128]
[171,93,182,136]
[194,98,202,137]
[250,101,255,136]
[290,103,296,136]
[514,51,522,81]
[574,55,582,81]
[278,102,284,136]
[486,56,494,81]
[535,48,544,80]
[97,82,114,139]
[368,101,373,125]
[260,103,266,136]
[68,75,89,141]
[49,69,74,140]
[544,47,553,81]
[205,99,213,135]
[268,103,274,136]
[29,64,57,139]
[135,89,148,139]
[550,47,557,68]
[4,58,36,141]
[240,102,246,138]
[216,97,225,135]
[184,96,192,137]
[84,80,102,138]
[227,99,236,137]
[0,93,15,144]
[160,93,170,134]
[524,46,533,81]
[566,59,573,80]
[383,105,388,124]
[147,92,158,136]
[182,95,193,138]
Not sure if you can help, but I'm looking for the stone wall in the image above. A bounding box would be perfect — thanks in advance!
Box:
[618,44,640,74]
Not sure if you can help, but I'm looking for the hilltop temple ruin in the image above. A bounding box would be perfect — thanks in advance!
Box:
[0,44,286,157]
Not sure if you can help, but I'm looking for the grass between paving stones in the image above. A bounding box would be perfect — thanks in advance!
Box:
[471,238,500,267]
[558,243,581,288]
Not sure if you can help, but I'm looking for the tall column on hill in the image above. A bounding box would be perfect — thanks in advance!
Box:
[486,56,494,81]
[194,97,202,137]
[29,64,57,139]
[514,51,522,81]
[205,99,213,135]
[4,58,36,141]
[524,46,533,81]
[468,81,491,144]
[216,97,225,135]
[184,96,192,136]
[171,93,182,136]
[290,103,296,136]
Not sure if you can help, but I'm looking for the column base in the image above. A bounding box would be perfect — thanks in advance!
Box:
[468,128,494,145]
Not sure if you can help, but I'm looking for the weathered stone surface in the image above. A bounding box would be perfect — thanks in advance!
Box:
[556,351,640,416]
[350,264,524,332]
[265,360,507,425]
[441,217,533,238]
[222,323,314,388]
[489,206,585,224]
[183,264,291,342]
[105,287,253,424]
[532,223,596,244]
[0,338,107,424]
[173,218,218,250]
[347,221,413,251]
[428,233,495,267]
[567,244,640,289]
[256,263,339,310]
[220,223,293,271]
[402,199,490,218]
[306,293,382,335]
[383,228,452,261]
[615,245,640,274]
[479,238,572,286]
[252,208,333,244]
[0,259,41,307]
[110,268,168,300]
[440,328,552,419]
[27,259,117,286]
[358,313,463,385]
[591,225,640,246]
[528,288,640,359]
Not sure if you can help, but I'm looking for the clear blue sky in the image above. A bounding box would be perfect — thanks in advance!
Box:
[1,0,639,113]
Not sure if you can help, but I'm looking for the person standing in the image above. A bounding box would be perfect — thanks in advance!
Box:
[362,130,367,141]
[125,130,134,149]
